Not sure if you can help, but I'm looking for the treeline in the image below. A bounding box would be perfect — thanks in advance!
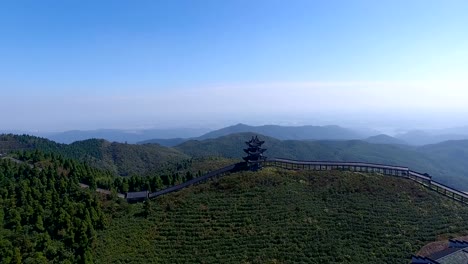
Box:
[13,150,217,195]
[0,152,107,263]
[0,134,189,177]
[99,169,200,194]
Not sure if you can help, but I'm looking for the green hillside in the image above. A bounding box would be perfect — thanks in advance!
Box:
[175,133,468,189]
[68,139,188,176]
[0,134,64,153]
[95,168,468,263]
[3,148,468,263]
[0,134,189,176]
[416,140,468,179]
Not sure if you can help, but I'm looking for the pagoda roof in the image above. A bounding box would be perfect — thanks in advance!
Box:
[245,135,265,146]
[244,148,266,154]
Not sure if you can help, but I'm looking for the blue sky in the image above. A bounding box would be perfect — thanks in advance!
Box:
[1,0,467,131]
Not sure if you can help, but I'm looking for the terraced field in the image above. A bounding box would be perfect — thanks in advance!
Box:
[95,168,468,263]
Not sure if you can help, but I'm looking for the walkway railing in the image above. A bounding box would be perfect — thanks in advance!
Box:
[123,158,468,205]
[262,158,468,205]
[148,163,245,198]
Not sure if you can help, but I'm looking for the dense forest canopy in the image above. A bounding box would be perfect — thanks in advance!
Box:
[0,153,106,263]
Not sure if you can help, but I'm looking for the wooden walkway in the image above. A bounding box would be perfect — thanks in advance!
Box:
[263,158,468,205]
[79,183,126,199]
[4,154,467,204]
[135,158,468,205]
[149,162,245,198]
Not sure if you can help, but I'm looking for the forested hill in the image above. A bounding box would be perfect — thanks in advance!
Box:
[195,123,364,140]
[3,152,468,263]
[175,133,468,189]
[67,139,188,176]
[95,168,468,263]
[0,152,107,263]
[0,134,189,176]
[2,137,468,263]
[364,134,407,145]
[138,123,365,146]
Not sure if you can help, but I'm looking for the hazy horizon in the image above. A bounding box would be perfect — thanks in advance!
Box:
[2,1,467,132]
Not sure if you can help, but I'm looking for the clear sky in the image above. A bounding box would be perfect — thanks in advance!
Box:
[1,0,467,131]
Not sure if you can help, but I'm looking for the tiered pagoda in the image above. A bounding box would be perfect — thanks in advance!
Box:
[243,136,267,171]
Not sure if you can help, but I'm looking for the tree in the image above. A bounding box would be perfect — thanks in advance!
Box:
[143,200,153,218]
[0,239,14,264]
[122,181,129,193]
[155,176,164,190]
[186,171,194,181]
[35,215,45,232]
[12,247,22,264]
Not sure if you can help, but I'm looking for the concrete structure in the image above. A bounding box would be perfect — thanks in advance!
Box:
[412,240,468,264]
[126,191,149,203]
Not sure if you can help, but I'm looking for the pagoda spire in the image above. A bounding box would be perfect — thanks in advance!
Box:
[243,135,267,171]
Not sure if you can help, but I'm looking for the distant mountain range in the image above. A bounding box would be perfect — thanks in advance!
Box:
[3,131,468,189]
[364,134,407,145]
[38,128,210,144]
[141,124,468,147]
[175,132,468,189]
[395,130,468,145]
[197,123,364,140]
[7,123,468,147]
[138,138,188,146]
[140,123,366,146]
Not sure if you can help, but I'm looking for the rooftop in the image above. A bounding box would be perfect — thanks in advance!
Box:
[413,240,468,264]
[126,191,149,200]
[436,249,468,264]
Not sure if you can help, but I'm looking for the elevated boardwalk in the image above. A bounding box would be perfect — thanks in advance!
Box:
[137,158,468,205]
[263,158,468,205]
[79,183,126,199]
[148,162,245,198]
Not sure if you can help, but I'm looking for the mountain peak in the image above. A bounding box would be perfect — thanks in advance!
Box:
[365,134,407,145]
[197,123,363,141]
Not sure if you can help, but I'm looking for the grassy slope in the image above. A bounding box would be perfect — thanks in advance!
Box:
[95,169,468,263]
